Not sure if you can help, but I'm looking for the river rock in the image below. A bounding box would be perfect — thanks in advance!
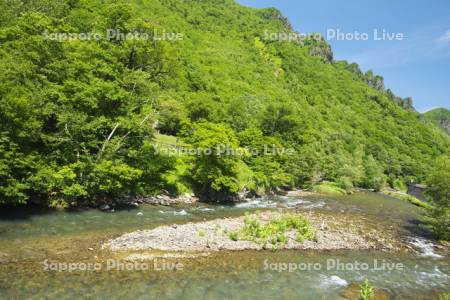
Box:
[138,194,198,205]
[0,252,9,264]
[99,204,110,211]
[103,211,386,252]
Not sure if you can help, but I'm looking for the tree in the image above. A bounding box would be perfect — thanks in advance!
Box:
[424,156,450,240]
[183,122,252,200]
[360,155,386,191]
[0,0,449,207]
[0,134,35,205]
[156,98,187,135]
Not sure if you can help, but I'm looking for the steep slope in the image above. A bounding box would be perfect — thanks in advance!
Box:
[422,108,450,133]
[0,0,448,205]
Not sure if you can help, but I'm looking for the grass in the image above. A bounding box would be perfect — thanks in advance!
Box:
[153,133,190,157]
[383,190,432,209]
[312,182,346,195]
[228,213,316,249]
[153,133,186,146]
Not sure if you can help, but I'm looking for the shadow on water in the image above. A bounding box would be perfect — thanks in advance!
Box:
[0,204,58,221]
[0,202,144,221]
[403,218,435,240]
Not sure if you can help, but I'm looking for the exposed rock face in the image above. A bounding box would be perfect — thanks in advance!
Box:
[440,119,450,132]
[365,70,385,92]
[301,35,333,63]
[260,7,293,30]
[422,107,450,133]
[308,42,333,63]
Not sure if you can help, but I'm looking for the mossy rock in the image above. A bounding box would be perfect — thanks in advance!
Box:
[341,283,389,300]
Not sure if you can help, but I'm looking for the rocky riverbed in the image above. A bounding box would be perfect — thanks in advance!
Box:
[104,210,405,252]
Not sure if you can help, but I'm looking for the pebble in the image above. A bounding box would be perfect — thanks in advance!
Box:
[104,211,390,252]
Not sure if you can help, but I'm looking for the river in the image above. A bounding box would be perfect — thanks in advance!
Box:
[0,192,448,299]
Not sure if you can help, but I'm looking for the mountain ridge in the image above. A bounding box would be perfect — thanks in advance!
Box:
[422,107,450,133]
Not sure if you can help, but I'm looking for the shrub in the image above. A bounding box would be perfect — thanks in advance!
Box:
[337,176,354,193]
[228,213,316,249]
[424,206,450,241]
[424,156,450,241]
[358,279,374,300]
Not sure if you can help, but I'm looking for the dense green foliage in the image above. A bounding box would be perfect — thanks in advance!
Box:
[338,61,414,111]
[424,156,450,240]
[228,212,315,248]
[421,108,450,134]
[0,0,449,206]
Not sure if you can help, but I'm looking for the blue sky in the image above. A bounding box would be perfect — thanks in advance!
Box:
[237,0,450,112]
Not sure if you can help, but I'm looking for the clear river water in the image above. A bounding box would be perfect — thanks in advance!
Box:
[0,192,448,299]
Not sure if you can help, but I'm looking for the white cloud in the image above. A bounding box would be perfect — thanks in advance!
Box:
[437,29,450,43]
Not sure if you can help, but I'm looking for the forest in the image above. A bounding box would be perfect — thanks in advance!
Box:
[0,0,449,211]
[1,2,450,299]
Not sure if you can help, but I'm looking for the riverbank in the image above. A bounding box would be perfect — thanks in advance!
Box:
[104,210,405,252]
[114,188,346,209]
[106,189,316,209]
[380,190,432,209]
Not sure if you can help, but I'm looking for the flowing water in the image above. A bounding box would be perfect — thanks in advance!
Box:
[0,192,448,299]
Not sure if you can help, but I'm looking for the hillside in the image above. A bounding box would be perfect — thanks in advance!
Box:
[422,108,450,133]
[0,0,449,206]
